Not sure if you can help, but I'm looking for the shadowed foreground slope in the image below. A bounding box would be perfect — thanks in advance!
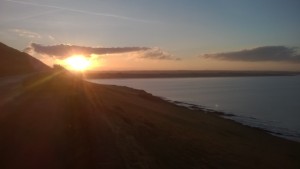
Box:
[0,42,50,77]
[0,71,299,169]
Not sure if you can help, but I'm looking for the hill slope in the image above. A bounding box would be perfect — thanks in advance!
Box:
[0,72,299,169]
[0,42,50,77]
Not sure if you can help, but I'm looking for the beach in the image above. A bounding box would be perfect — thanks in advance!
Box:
[0,71,299,169]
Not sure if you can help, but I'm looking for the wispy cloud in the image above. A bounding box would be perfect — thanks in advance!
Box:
[5,0,152,23]
[25,43,179,60]
[48,35,55,41]
[4,9,62,22]
[199,46,300,63]
[11,29,41,38]
[137,47,180,61]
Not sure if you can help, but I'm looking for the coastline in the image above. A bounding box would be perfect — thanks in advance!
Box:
[1,72,299,168]
[88,76,300,143]
[164,98,300,142]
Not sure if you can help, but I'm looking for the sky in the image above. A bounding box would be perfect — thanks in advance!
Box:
[1,0,300,71]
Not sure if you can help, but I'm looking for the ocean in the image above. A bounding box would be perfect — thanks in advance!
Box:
[88,76,300,142]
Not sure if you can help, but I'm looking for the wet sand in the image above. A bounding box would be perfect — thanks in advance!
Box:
[0,71,299,169]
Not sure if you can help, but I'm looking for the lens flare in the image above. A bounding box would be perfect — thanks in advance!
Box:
[65,55,91,71]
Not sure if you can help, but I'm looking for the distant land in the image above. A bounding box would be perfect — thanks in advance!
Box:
[86,70,300,79]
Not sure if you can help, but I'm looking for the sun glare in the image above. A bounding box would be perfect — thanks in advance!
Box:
[65,55,91,71]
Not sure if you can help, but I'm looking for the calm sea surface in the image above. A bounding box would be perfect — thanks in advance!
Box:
[88,76,300,141]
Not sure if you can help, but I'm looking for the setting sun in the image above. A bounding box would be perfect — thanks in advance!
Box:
[65,55,91,71]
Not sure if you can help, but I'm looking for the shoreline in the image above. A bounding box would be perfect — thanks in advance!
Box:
[88,77,300,143]
[164,98,300,143]
[85,82,300,168]
[102,81,300,144]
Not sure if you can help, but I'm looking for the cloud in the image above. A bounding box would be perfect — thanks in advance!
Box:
[5,0,152,23]
[11,29,41,39]
[138,47,180,60]
[48,35,55,41]
[25,43,178,60]
[200,46,300,63]
[6,9,62,22]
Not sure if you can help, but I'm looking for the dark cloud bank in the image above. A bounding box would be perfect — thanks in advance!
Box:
[200,46,300,63]
[25,43,178,60]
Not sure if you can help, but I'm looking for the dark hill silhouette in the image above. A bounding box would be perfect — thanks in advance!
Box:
[0,42,50,77]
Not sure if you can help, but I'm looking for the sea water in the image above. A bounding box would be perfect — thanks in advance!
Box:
[88,76,300,142]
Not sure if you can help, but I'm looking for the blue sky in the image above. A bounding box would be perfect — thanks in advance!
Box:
[1,0,300,70]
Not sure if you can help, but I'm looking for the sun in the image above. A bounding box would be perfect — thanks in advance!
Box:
[65,55,91,71]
